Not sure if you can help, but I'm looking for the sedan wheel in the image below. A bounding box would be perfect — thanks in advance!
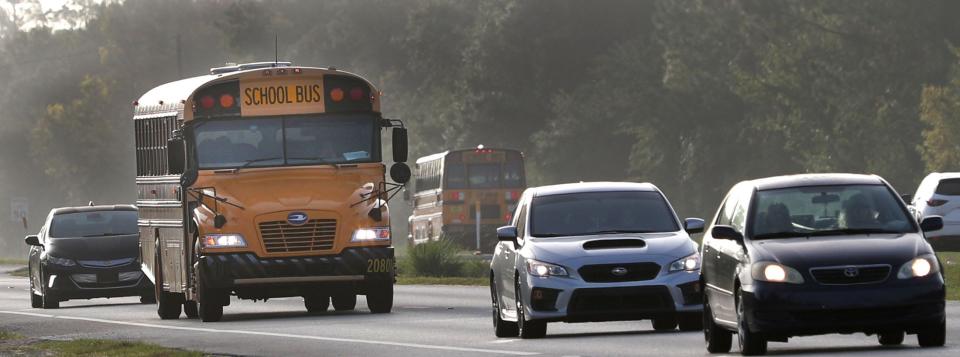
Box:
[704,293,732,353]
[29,265,42,308]
[917,319,946,347]
[736,289,766,355]
[490,279,518,337]
[515,278,546,339]
[878,331,904,346]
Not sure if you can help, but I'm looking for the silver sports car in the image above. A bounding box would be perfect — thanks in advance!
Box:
[490,182,704,338]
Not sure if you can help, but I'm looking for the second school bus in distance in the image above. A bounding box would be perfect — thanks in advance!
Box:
[408,147,525,252]
[133,61,410,322]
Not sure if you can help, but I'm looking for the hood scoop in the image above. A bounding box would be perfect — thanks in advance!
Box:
[582,239,646,250]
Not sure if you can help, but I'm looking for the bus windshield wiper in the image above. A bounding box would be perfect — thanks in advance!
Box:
[238,157,283,169]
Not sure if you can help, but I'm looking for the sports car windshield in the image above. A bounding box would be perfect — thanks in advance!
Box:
[193,114,378,169]
[530,191,679,237]
[750,184,915,239]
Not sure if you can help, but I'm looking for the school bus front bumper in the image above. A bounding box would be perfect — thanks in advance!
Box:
[197,246,394,290]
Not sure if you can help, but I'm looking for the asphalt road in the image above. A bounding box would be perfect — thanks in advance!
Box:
[0,265,957,357]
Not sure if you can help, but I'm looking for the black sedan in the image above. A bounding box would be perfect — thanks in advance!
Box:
[701,174,946,355]
[25,205,154,309]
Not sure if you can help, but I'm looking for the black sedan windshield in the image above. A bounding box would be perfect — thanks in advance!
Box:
[530,191,679,237]
[193,114,377,169]
[49,211,138,238]
[750,184,915,239]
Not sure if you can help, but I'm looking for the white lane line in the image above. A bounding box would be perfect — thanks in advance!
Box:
[0,310,539,356]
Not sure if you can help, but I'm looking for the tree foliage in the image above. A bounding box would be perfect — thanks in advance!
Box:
[2,0,960,250]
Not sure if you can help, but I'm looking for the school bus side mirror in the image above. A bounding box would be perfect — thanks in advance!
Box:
[390,162,411,184]
[167,138,185,175]
[392,127,408,163]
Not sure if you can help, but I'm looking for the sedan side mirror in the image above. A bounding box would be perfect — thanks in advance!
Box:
[900,194,913,204]
[711,225,743,243]
[497,226,518,241]
[920,216,944,232]
[24,235,40,246]
[684,218,705,234]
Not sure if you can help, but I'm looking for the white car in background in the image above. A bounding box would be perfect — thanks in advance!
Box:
[489,182,704,338]
[908,172,960,250]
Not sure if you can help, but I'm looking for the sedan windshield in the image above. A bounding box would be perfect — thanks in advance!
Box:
[193,114,377,169]
[750,184,915,239]
[49,211,138,238]
[529,191,680,237]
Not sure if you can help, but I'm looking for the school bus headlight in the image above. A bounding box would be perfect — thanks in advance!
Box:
[203,234,247,248]
[352,227,391,242]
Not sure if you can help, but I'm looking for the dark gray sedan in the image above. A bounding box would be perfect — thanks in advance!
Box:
[25,204,153,309]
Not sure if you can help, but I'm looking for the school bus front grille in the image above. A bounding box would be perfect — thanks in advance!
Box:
[258,219,337,253]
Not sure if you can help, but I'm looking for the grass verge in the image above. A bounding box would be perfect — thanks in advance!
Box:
[0,329,203,356]
[940,252,959,301]
[396,276,486,286]
[8,266,28,277]
[0,258,27,265]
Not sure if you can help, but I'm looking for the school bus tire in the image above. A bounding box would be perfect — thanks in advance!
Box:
[184,301,199,318]
[366,279,393,314]
[304,294,330,313]
[197,266,224,322]
[155,252,182,319]
[332,292,357,311]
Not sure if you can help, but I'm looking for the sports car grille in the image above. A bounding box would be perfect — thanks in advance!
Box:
[810,265,891,285]
[259,219,337,253]
[578,262,661,283]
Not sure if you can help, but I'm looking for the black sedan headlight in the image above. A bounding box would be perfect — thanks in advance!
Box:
[897,254,940,279]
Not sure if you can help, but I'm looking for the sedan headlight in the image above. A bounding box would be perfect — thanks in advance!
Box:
[669,253,701,272]
[352,227,391,242]
[202,234,247,248]
[526,259,568,277]
[46,255,76,267]
[897,254,940,279]
[751,262,804,284]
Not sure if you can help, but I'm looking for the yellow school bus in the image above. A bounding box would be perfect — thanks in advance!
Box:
[134,62,409,322]
[408,147,525,252]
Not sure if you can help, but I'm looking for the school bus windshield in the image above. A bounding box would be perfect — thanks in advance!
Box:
[445,160,524,189]
[193,114,379,169]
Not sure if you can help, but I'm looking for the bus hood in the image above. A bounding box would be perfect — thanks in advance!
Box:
[192,166,388,223]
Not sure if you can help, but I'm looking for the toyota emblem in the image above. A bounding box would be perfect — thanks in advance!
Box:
[843,267,859,278]
[611,267,628,276]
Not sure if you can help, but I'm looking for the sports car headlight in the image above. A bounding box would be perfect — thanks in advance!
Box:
[897,254,939,279]
[202,234,246,248]
[751,262,804,284]
[352,227,391,242]
[46,255,76,267]
[669,253,701,272]
[526,260,568,277]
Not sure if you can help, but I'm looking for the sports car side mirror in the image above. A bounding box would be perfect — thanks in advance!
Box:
[24,235,40,246]
[920,216,943,232]
[497,226,518,241]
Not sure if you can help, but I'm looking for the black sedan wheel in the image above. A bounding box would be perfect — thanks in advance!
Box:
[39,267,58,309]
[736,289,767,355]
[29,264,42,308]
[917,319,946,347]
[515,278,546,339]
[704,293,732,353]
[490,279,518,337]
[878,331,904,346]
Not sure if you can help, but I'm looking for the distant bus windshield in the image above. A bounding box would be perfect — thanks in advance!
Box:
[50,211,138,238]
[193,114,377,169]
